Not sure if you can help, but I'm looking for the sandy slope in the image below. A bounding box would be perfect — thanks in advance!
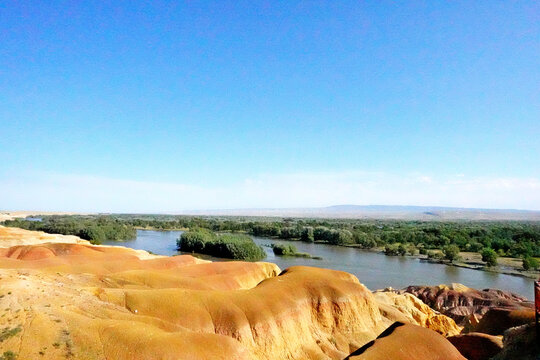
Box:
[0,226,90,248]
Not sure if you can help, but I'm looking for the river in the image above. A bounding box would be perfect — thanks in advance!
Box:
[103,229,535,299]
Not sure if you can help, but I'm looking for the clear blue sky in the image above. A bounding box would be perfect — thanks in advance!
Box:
[1,1,539,212]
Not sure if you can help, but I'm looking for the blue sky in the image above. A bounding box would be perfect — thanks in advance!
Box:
[1,1,539,212]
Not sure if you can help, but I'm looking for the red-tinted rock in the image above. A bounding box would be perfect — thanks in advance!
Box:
[401,283,532,326]
[492,323,538,360]
[473,307,535,335]
[447,332,503,360]
[345,322,466,360]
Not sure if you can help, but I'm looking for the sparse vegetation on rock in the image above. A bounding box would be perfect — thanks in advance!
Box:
[0,327,21,343]
[0,351,17,360]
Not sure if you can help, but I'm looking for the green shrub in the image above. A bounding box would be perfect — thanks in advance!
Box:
[313,227,353,245]
[481,248,498,267]
[272,243,297,256]
[522,257,539,271]
[178,230,266,261]
[427,251,445,260]
[384,244,400,256]
[0,351,17,360]
[406,243,419,255]
[271,243,318,259]
[79,226,106,244]
[178,228,216,252]
[443,244,460,262]
[300,227,314,242]
[279,226,300,239]
[384,242,417,256]
[353,231,378,249]
[465,241,483,252]
[0,327,21,342]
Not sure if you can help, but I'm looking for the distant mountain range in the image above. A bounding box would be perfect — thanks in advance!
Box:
[180,205,540,221]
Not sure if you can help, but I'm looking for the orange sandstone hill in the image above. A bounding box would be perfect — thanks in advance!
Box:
[345,322,466,360]
[0,225,90,248]
[0,225,464,359]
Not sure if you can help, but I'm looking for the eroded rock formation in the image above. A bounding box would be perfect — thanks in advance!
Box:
[0,226,516,359]
[345,322,466,360]
[472,307,536,335]
[373,291,461,336]
[447,332,503,360]
[492,323,538,360]
[401,283,533,326]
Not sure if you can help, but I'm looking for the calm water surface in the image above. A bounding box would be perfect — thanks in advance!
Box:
[104,229,535,299]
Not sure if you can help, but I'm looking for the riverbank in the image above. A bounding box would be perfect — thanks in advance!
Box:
[321,242,539,280]
[102,229,535,298]
[132,228,540,280]
[0,236,468,360]
[418,251,540,280]
[134,226,189,231]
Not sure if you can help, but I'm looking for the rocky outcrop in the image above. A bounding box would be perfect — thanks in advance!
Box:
[373,291,461,336]
[98,265,395,359]
[472,307,535,335]
[345,322,466,360]
[447,332,503,360]
[1,227,513,359]
[0,233,468,360]
[401,283,533,326]
[491,323,538,360]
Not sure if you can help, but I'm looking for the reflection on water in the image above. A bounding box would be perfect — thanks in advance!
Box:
[103,229,535,299]
[443,265,459,277]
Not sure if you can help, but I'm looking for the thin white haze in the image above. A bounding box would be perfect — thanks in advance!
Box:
[1,171,539,213]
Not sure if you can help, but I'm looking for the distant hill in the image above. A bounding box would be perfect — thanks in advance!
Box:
[3,206,539,221]
[181,205,540,221]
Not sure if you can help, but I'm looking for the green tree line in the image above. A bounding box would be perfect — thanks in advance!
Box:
[114,215,539,258]
[2,216,136,244]
[3,215,539,262]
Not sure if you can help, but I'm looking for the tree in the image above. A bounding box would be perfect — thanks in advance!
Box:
[481,248,498,267]
[272,243,297,256]
[522,257,539,271]
[353,231,378,249]
[443,244,460,262]
[300,227,314,242]
[466,241,483,253]
[397,243,407,256]
[406,243,419,255]
[313,226,329,241]
[79,226,106,244]
[384,244,400,256]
